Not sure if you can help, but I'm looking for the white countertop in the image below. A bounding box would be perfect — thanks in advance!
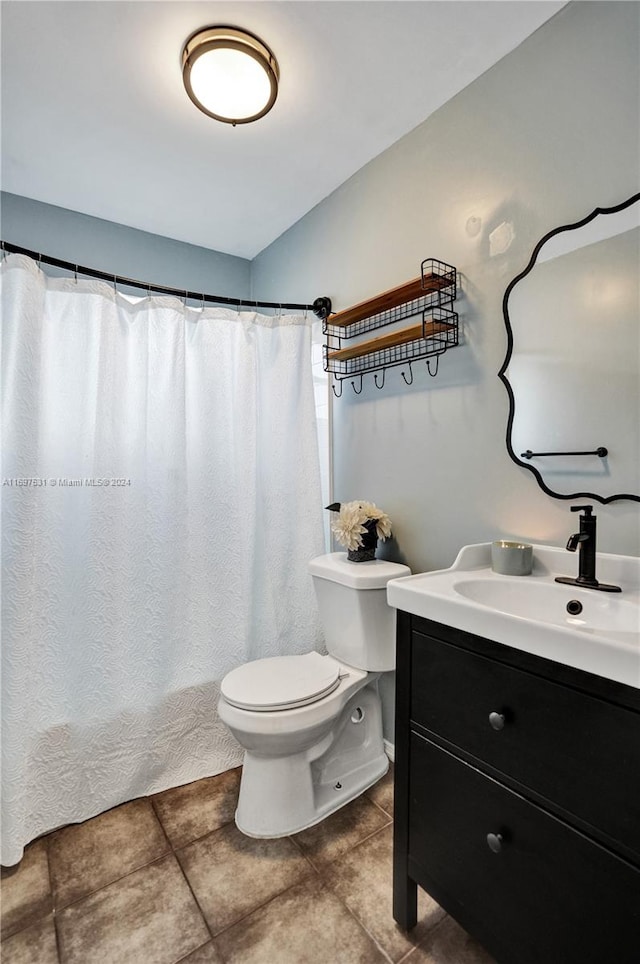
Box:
[387,543,640,690]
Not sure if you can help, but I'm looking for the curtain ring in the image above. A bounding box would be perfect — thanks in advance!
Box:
[113,274,117,295]
[401,362,414,385]
[332,378,343,398]
[74,265,78,284]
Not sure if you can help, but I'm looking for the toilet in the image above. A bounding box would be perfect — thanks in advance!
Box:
[218,552,410,838]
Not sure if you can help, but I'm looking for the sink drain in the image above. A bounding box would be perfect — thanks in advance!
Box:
[566,599,583,616]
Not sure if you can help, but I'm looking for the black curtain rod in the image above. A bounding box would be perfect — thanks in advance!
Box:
[1,241,332,320]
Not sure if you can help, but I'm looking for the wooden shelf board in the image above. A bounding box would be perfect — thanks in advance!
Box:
[327,320,455,362]
[327,273,453,329]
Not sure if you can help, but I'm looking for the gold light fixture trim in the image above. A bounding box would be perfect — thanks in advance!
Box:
[182,26,280,125]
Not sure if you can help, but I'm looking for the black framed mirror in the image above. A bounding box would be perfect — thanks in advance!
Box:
[499,193,640,504]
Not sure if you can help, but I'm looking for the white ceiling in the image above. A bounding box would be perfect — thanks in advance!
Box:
[1,1,565,260]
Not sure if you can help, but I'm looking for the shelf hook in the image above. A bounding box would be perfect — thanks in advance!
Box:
[351,375,364,395]
[332,378,343,398]
[401,362,414,386]
[374,370,385,390]
[426,355,439,377]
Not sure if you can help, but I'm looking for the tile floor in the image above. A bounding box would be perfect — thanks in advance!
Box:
[1,765,495,964]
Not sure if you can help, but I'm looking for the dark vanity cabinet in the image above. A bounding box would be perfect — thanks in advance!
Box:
[393,611,640,964]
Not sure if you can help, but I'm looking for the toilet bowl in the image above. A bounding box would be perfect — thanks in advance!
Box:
[218,553,411,837]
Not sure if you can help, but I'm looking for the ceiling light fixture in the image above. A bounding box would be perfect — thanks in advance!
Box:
[182,26,279,126]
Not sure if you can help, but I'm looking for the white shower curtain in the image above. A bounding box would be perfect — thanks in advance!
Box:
[1,254,325,866]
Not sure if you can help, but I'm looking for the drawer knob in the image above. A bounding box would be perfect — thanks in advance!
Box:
[486,833,504,854]
[489,711,506,731]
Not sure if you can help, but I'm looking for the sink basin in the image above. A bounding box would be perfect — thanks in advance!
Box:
[454,577,639,635]
[387,543,640,688]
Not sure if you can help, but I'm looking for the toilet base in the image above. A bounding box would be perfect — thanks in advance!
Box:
[234,685,389,838]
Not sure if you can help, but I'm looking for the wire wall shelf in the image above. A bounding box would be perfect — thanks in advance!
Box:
[324,259,458,394]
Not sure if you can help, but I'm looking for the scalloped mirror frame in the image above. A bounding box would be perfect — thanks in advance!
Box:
[499,192,640,504]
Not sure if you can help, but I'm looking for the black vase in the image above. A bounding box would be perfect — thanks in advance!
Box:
[347,519,378,562]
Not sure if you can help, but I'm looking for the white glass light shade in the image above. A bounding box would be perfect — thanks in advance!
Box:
[182,27,279,125]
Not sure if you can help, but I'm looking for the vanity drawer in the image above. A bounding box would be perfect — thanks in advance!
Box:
[410,631,640,858]
[408,734,640,964]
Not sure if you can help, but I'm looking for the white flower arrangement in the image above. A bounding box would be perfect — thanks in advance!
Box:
[326,501,392,551]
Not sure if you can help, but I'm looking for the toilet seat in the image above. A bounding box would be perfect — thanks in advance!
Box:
[221,652,342,712]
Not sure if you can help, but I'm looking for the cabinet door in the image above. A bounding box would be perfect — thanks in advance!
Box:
[410,631,640,858]
[409,734,640,964]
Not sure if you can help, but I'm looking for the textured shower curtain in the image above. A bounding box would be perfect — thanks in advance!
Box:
[1,254,325,865]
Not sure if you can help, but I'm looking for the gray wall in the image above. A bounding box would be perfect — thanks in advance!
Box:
[252,1,639,566]
[249,1,640,738]
[1,192,250,299]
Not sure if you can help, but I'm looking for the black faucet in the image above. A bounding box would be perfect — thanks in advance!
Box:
[555,505,621,593]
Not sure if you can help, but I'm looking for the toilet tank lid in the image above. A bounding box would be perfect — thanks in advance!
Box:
[308,552,411,589]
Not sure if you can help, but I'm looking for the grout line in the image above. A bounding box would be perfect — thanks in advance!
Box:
[45,837,63,964]
[149,797,223,959]
[150,773,242,853]
[395,908,452,964]
[149,796,177,852]
[410,910,451,957]
[160,816,238,855]
[331,891,396,964]
[173,938,219,964]
[286,835,327,879]
[172,850,216,946]
[285,780,394,876]
[208,865,322,943]
[367,794,394,821]
[52,851,174,914]
[0,841,61,954]
[318,869,396,964]
[172,809,254,861]
[293,813,393,877]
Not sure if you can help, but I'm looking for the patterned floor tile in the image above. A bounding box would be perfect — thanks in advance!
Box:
[324,825,445,962]
[153,768,241,849]
[365,763,394,816]
[404,915,497,964]
[0,915,59,964]
[0,838,52,939]
[56,854,209,964]
[176,941,224,963]
[49,798,169,907]
[177,821,313,936]
[215,875,389,963]
[291,792,391,871]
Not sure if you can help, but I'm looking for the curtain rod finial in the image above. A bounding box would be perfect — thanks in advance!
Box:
[313,297,332,320]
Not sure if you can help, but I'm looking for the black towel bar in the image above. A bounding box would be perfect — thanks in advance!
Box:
[520,447,608,459]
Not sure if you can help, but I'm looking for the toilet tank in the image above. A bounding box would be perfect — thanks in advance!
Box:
[308,553,411,671]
